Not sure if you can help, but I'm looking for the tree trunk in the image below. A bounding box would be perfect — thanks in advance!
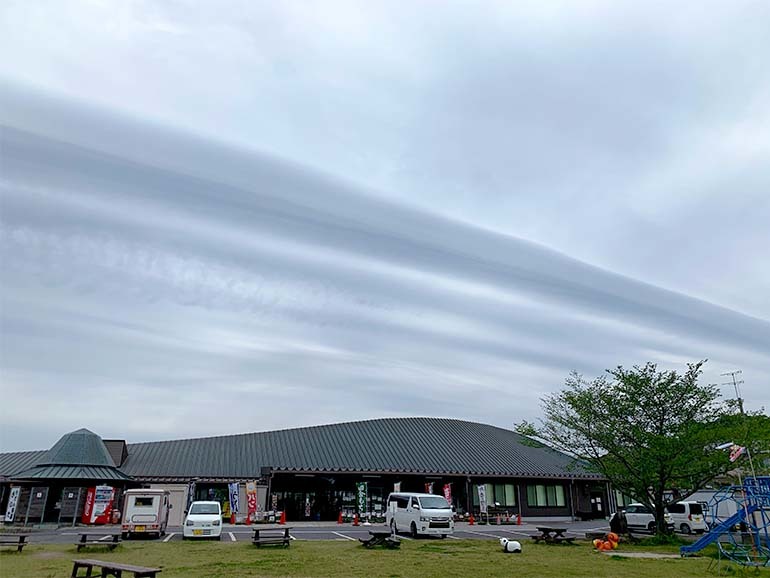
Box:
[653,494,668,535]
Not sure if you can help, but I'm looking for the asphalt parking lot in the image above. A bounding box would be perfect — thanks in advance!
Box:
[15,520,612,545]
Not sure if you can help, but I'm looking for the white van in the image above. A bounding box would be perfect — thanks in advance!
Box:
[183,501,222,540]
[121,489,172,539]
[666,501,708,534]
[386,492,454,538]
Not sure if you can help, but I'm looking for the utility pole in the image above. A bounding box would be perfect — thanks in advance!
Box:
[721,370,745,415]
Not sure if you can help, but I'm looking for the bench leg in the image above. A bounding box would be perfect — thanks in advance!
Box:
[71,563,93,578]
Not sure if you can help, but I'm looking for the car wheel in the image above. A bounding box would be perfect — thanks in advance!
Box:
[411,522,418,539]
[680,523,691,535]
[121,532,129,540]
[441,534,447,539]
[390,519,398,535]
[647,521,656,533]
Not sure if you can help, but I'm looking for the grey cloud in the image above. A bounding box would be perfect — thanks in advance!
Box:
[1,83,768,450]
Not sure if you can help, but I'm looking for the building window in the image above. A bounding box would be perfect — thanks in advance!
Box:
[527,484,566,507]
[473,483,517,507]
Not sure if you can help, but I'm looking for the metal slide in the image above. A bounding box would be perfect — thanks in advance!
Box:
[680,506,756,556]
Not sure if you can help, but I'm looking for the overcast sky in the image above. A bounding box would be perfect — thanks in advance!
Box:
[1,1,769,452]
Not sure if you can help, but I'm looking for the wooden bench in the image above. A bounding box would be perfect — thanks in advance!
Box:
[531,526,575,545]
[71,558,161,577]
[252,526,292,547]
[0,534,29,552]
[359,530,401,549]
[76,532,122,552]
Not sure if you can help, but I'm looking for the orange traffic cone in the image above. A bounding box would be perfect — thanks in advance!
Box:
[353,513,360,526]
[245,513,251,525]
[279,511,286,525]
[516,513,521,525]
[230,513,236,525]
[337,511,343,525]
[469,514,475,526]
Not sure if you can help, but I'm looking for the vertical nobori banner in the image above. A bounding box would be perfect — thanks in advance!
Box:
[477,484,488,514]
[228,483,240,515]
[4,487,21,522]
[246,482,257,520]
[393,481,401,493]
[186,481,196,513]
[356,482,368,515]
[425,482,434,494]
[443,483,452,507]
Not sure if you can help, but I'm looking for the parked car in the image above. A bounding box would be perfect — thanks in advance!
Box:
[385,492,454,538]
[665,501,708,534]
[611,503,674,533]
[121,489,172,539]
[183,501,222,540]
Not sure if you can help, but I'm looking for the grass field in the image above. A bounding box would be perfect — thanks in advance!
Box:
[1,539,767,577]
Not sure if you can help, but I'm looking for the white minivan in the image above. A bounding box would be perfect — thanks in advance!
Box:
[666,501,708,534]
[183,501,222,540]
[121,489,172,539]
[386,492,454,538]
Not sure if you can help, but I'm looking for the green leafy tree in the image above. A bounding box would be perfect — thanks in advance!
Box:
[539,361,736,535]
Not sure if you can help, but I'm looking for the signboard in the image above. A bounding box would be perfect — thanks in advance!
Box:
[246,481,257,520]
[443,483,452,507]
[477,485,488,514]
[4,487,20,522]
[356,482,368,514]
[228,483,240,514]
[186,481,196,512]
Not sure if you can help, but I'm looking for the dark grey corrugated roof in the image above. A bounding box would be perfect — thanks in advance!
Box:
[11,465,133,481]
[0,450,47,479]
[120,418,601,480]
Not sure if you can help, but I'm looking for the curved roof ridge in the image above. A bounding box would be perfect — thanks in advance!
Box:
[126,416,495,446]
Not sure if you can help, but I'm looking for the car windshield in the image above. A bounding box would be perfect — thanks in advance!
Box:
[419,496,450,509]
[189,504,219,515]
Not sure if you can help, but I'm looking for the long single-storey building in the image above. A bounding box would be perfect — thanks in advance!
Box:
[0,417,615,526]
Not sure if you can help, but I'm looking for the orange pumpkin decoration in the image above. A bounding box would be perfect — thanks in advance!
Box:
[607,532,619,543]
[611,540,618,549]
[600,540,613,551]
[593,539,603,549]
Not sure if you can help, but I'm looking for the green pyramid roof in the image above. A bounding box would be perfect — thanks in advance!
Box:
[41,428,115,466]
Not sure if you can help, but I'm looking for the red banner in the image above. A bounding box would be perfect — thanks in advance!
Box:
[246,481,257,520]
[443,483,452,506]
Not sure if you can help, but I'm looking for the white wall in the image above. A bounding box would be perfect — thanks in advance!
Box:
[148,484,187,527]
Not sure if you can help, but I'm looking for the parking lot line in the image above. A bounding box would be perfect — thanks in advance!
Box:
[332,531,356,541]
[228,532,236,542]
[163,533,175,543]
[457,529,509,539]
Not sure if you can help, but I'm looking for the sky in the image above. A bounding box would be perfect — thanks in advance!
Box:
[1,0,769,452]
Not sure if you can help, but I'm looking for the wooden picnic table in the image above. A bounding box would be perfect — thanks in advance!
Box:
[252,525,292,547]
[0,534,29,552]
[71,558,161,577]
[76,532,122,551]
[531,526,575,545]
[359,530,401,549]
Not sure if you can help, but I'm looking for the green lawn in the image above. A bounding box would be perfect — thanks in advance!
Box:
[1,539,766,578]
